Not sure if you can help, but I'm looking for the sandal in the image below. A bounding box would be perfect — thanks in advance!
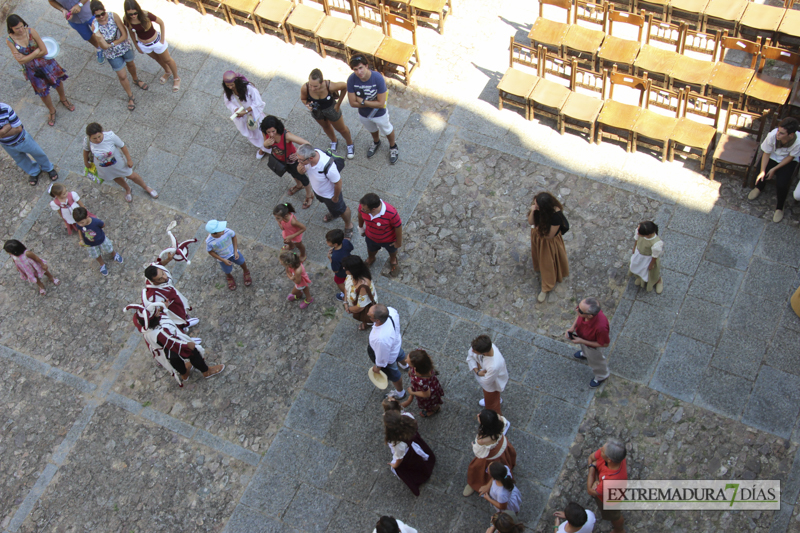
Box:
[343,226,354,240]
[39,288,46,295]
[159,73,171,84]
[127,96,136,111]
[302,196,313,209]
[172,78,181,92]
[288,184,303,196]
[53,278,60,286]
[48,169,59,181]
[389,259,399,277]
[29,172,40,186]
[226,276,237,291]
[323,213,338,223]
[59,99,75,111]
[358,323,366,330]
[243,271,252,286]
[132,78,149,90]
[47,111,55,127]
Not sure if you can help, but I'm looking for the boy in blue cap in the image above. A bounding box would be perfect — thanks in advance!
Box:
[205,220,251,290]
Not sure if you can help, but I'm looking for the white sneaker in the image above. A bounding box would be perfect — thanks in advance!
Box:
[187,317,200,328]
[398,361,409,370]
[330,141,338,152]
[478,398,503,407]
[385,389,404,399]
[346,144,355,159]
[256,149,266,160]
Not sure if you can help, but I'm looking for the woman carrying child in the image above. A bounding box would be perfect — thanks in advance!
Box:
[628,221,663,294]
[4,239,59,295]
[382,398,436,496]
[400,349,444,418]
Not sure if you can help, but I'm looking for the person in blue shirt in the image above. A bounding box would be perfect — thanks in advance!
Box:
[205,220,252,291]
[347,56,399,165]
[73,206,123,276]
[326,228,353,301]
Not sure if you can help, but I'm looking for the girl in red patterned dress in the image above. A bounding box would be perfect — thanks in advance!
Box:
[400,349,444,417]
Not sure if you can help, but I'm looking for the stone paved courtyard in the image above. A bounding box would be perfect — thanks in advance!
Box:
[2,0,800,531]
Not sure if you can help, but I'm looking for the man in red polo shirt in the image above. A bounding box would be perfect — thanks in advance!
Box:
[358,193,402,275]
[587,438,627,533]
[567,297,611,388]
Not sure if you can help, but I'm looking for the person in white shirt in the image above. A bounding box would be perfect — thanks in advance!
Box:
[747,117,800,223]
[467,335,509,415]
[369,304,408,401]
[296,143,354,238]
[374,515,417,533]
[554,502,597,533]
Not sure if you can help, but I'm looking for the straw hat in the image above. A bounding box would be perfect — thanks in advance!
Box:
[368,367,388,389]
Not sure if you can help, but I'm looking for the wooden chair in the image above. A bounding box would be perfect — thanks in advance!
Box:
[316,0,356,58]
[701,0,748,35]
[527,0,572,56]
[560,61,607,140]
[679,26,719,60]
[286,0,327,47]
[632,84,683,161]
[636,17,682,87]
[409,0,450,34]
[646,14,684,51]
[708,31,759,106]
[709,103,772,183]
[669,89,722,170]
[596,68,648,150]
[776,7,800,50]
[597,7,645,73]
[375,6,419,85]
[738,1,786,43]
[667,0,709,30]
[195,0,228,19]
[529,50,573,123]
[254,0,295,40]
[497,38,542,119]
[634,0,669,20]
[345,1,386,65]
[223,0,261,31]
[745,44,799,114]
[563,2,607,68]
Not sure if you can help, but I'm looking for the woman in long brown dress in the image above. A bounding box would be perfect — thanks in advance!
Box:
[465,409,515,496]
[382,399,435,496]
[527,192,569,303]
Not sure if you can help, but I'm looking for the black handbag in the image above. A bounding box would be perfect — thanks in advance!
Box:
[267,132,287,177]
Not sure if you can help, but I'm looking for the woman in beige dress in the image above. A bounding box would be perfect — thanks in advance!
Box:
[527,192,570,303]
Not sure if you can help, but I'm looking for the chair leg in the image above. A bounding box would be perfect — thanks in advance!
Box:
[596,125,603,145]
[661,141,668,162]
[558,114,565,135]
[709,159,716,181]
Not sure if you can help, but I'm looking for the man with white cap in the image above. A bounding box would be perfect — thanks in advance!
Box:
[205,219,252,291]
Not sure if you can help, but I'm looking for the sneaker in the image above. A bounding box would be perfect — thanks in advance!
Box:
[574,350,587,360]
[203,364,225,379]
[256,149,266,160]
[335,292,345,301]
[589,378,606,388]
[100,265,108,276]
[389,145,399,165]
[346,144,355,159]
[96,49,104,64]
[113,252,123,264]
[367,141,381,158]
[299,297,313,309]
[384,389,405,399]
[747,188,761,200]
[330,141,338,152]
[187,317,200,328]
[478,398,503,407]
[398,361,409,370]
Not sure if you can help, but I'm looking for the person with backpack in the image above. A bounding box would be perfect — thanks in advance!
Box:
[296,143,354,239]
[49,183,91,235]
[526,191,570,304]
[358,192,402,276]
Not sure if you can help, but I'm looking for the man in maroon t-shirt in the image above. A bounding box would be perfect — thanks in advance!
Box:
[587,438,627,532]
[358,192,403,275]
[567,297,611,388]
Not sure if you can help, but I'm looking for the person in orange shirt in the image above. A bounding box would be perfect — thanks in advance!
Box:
[587,438,627,533]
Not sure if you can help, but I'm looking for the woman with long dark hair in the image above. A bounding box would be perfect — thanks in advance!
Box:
[382,399,435,496]
[465,409,515,497]
[342,255,377,330]
[223,70,266,158]
[6,14,72,127]
[260,115,313,209]
[123,0,180,91]
[527,191,570,303]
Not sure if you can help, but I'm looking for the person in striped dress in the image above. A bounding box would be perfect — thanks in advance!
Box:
[358,193,403,276]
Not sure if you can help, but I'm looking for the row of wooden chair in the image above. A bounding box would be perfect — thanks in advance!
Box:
[498,39,773,184]
[174,0,421,84]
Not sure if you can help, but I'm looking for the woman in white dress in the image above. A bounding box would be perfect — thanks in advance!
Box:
[628,221,664,294]
[82,122,157,202]
[222,70,266,159]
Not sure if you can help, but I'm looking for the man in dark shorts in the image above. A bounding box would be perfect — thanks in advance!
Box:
[296,143,354,238]
[587,438,627,532]
[358,192,402,275]
[48,0,105,62]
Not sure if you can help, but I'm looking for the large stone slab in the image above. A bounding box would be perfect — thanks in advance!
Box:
[687,260,745,307]
[523,350,595,407]
[705,209,764,271]
[740,257,798,303]
[650,333,714,402]
[742,366,800,439]
[710,328,768,381]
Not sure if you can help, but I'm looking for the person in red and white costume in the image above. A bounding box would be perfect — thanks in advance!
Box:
[143,251,198,331]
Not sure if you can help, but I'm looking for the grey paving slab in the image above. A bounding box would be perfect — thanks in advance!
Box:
[710,328,768,381]
[740,257,798,303]
[650,333,714,403]
[479,314,537,346]
[408,489,463,532]
[175,142,221,181]
[323,402,386,465]
[283,390,341,440]
[263,76,304,120]
[742,366,800,439]
[194,111,239,151]
[497,380,539,430]
[170,90,220,126]
[728,291,784,333]
[706,209,764,271]
[526,395,585,448]
[673,295,728,345]
[756,222,800,267]
[507,427,567,487]
[425,293,484,323]
[364,466,420,518]
[240,462,301,519]
[632,268,691,315]
[152,118,201,156]
[661,229,707,276]
[325,500,381,533]
[377,290,420,326]
[135,146,181,191]
[492,334,537,379]
[224,505,300,533]
[450,501,492,533]
[522,350,595,407]
[609,335,661,383]
[765,327,800,377]
[693,366,754,420]
[157,173,203,212]
[224,196,272,240]
[304,353,375,411]
[321,454,380,504]
[780,306,800,333]
[768,501,793,533]
[191,171,246,220]
[261,428,341,490]
[283,484,340,533]
[687,260,746,307]
[782,446,800,505]
[403,306,455,353]
[619,300,678,349]
[441,319,492,360]
[419,439,464,495]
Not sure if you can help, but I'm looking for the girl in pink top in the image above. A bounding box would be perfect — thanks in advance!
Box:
[280,251,312,309]
[273,203,306,261]
[4,239,59,295]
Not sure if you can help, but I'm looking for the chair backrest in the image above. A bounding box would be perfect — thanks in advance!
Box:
[355,0,385,31]
[574,0,607,28]
[682,88,722,128]
[606,6,645,41]
[570,58,608,97]
[785,0,797,8]
[758,44,800,82]
[680,27,719,60]
[645,14,683,52]
[383,6,416,45]
[298,0,327,12]
[644,84,682,117]
[324,0,354,18]
[723,102,772,138]
[539,0,572,23]
[509,37,542,73]
[540,48,573,84]
[608,66,648,105]
[718,31,761,68]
